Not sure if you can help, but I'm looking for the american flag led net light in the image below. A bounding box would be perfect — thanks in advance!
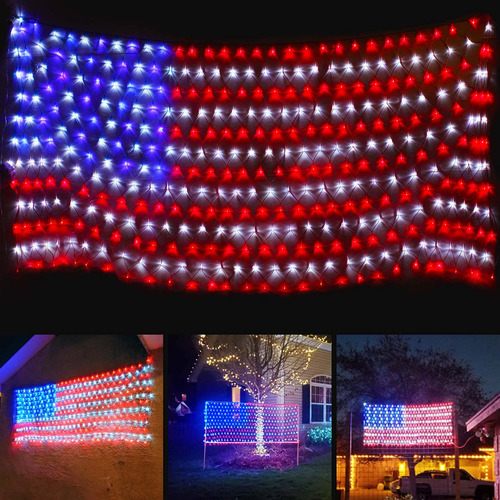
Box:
[3,16,497,292]
[362,402,454,448]
[203,401,299,444]
[13,357,154,445]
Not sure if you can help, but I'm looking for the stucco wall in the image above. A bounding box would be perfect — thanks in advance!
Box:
[0,335,163,500]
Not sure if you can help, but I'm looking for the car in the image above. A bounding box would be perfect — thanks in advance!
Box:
[390,468,494,500]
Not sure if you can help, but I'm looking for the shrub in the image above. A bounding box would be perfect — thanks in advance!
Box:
[306,426,332,445]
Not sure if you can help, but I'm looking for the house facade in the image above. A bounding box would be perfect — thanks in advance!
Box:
[466,392,500,500]
[185,335,332,441]
[337,450,495,490]
[0,334,163,500]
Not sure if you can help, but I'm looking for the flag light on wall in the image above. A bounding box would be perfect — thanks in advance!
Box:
[362,402,454,447]
[13,357,154,445]
[203,401,300,466]
[3,16,497,292]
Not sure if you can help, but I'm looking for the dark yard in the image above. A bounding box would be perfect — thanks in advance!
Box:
[168,439,332,500]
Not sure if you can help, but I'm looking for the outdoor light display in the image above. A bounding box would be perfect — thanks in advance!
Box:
[13,357,154,445]
[363,402,454,447]
[204,401,299,444]
[3,16,497,292]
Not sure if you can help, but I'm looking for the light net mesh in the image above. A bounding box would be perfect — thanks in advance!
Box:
[3,16,497,292]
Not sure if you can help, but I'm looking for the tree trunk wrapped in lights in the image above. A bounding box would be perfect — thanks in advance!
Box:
[255,405,266,455]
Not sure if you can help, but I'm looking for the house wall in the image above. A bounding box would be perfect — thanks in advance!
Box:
[0,335,163,500]
[254,342,331,428]
[285,343,331,438]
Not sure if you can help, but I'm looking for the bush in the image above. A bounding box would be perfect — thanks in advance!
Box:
[306,426,332,445]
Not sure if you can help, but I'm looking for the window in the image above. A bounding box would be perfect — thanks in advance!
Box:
[310,375,332,423]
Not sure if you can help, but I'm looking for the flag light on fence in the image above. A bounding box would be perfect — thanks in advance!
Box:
[3,16,497,292]
[362,401,454,447]
[13,357,154,445]
[203,401,300,467]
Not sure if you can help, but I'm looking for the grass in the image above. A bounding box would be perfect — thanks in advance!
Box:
[168,442,332,500]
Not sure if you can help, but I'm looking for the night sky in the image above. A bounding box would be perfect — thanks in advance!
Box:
[167,334,198,383]
[337,334,500,400]
[0,1,500,334]
[0,335,33,369]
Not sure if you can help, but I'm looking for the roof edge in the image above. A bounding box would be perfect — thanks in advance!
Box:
[138,335,164,353]
[0,335,55,390]
[466,392,500,431]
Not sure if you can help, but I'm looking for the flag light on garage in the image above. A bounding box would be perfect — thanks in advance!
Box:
[3,16,497,292]
[13,357,154,445]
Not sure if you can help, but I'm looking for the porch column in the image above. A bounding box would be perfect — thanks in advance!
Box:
[495,424,500,500]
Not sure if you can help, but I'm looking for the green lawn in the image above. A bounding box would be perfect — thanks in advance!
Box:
[168,447,332,500]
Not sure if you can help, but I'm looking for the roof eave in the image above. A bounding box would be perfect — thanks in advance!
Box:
[138,334,164,353]
[466,392,500,432]
[0,335,54,391]
[0,334,164,390]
